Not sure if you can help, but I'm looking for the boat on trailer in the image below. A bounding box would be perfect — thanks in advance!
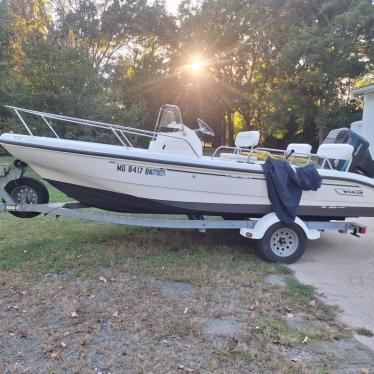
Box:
[1,104,374,220]
[0,102,373,263]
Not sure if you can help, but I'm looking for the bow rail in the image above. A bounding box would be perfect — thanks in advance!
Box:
[3,105,200,157]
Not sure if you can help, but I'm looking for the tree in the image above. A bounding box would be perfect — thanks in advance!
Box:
[1,0,374,149]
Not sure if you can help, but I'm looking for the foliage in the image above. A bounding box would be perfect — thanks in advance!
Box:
[0,0,373,148]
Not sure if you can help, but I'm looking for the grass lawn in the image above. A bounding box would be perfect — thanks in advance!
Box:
[0,155,367,373]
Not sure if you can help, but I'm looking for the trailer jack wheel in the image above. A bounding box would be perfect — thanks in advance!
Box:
[4,177,49,218]
[256,222,307,264]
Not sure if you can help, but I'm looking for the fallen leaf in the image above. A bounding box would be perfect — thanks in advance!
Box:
[80,339,89,347]
[291,358,299,363]
[71,311,78,318]
[19,330,28,338]
[50,352,60,360]
[23,250,27,254]
[60,342,67,348]
[112,310,120,318]
[178,365,185,370]
[86,324,97,334]
[99,276,107,283]
[183,307,188,314]
[110,277,116,282]
[62,331,70,337]
[76,255,82,259]
[302,336,310,344]
[20,291,27,295]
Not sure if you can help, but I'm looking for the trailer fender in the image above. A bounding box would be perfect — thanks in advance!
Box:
[240,213,320,240]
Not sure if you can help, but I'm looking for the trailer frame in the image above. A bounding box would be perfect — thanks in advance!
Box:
[0,161,367,263]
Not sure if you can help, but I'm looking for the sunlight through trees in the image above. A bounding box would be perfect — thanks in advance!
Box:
[0,0,373,148]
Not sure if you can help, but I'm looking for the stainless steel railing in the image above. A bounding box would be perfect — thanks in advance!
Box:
[4,105,201,157]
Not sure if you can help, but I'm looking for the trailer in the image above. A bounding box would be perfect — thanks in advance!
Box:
[0,161,367,264]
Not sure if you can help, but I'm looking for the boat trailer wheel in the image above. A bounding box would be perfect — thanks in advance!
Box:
[270,228,299,257]
[4,177,49,218]
[10,185,39,205]
[256,222,307,264]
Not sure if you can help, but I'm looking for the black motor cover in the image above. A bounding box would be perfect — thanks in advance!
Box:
[323,128,374,178]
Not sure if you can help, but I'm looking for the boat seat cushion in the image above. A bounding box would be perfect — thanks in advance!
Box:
[235,131,260,148]
[317,144,354,161]
[287,143,312,155]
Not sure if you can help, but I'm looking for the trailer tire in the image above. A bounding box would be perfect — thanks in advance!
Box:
[256,222,307,264]
[4,177,49,218]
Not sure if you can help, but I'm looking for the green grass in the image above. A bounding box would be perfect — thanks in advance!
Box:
[286,276,315,303]
[0,155,289,280]
[355,327,374,337]
[0,156,355,372]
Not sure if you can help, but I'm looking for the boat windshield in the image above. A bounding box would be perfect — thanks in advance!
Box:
[155,105,184,133]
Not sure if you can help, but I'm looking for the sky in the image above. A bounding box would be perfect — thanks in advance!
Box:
[165,0,183,14]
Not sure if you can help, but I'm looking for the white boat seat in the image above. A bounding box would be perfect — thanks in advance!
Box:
[235,131,260,148]
[317,143,354,161]
[287,143,312,155]
[317,143,354,171]
[217,131,260,161]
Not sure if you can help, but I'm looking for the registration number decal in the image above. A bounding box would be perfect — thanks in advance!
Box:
[115,163,165,177]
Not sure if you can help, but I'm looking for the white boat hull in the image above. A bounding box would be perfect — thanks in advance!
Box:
[2,134,374,218]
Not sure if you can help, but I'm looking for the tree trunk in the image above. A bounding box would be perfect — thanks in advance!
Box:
[226,112,235,146]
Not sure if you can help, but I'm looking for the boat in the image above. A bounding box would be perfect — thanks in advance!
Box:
[1,104,374,220]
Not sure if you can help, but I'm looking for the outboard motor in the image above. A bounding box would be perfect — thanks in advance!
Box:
[323,128,374,178]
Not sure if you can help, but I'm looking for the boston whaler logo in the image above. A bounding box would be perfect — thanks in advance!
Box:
[335,187,364,197]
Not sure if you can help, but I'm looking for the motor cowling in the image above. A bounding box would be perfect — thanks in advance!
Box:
[323,128,374,178]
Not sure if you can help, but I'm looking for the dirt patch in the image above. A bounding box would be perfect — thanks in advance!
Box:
[264,274,287,287]
[285,312,330,332]
[158,280,194,297]
[202,316,244,337]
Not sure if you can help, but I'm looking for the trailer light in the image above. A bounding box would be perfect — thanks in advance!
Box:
[359,227,367,234]
[245,232,253,238]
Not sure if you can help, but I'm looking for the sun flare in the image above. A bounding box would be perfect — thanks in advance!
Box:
[188,56,205,73]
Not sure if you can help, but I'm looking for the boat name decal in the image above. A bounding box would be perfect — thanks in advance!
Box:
[115,163,165,176]
[334,187,364,197]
